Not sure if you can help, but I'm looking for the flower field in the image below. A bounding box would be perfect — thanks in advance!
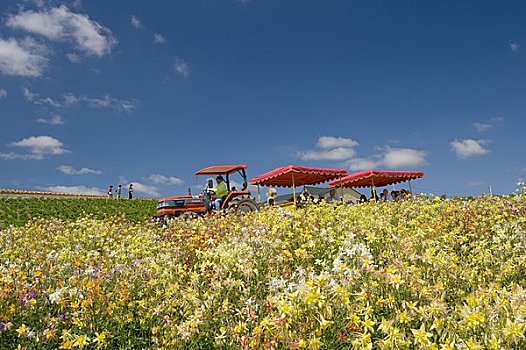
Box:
[1,195,525,349]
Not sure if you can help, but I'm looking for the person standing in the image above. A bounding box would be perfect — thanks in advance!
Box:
[107,185,113,199]
[128,184,134,199]
[116,184,122,200]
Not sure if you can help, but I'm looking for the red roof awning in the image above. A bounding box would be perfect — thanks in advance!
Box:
[251,165,348,187]
[195,164,247,176]
[329,170,424,188]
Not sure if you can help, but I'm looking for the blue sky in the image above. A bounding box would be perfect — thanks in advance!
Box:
[1,0,525,198]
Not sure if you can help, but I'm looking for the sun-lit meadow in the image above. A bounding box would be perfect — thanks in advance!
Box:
[0,197,156,230]
[1,195,525,349]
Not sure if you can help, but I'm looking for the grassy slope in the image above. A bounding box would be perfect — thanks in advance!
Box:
[0,197,157,229]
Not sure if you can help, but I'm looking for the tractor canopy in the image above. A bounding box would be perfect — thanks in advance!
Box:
[195,164,248,176]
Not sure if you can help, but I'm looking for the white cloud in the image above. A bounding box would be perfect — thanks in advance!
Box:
[23,89,136,112]
[343,148,426,171]
[147,174,184,186]
[508,40,520,52]
[36,114,65,125]
[450,139,490,158]
[380,147,427,168]
[63,92,79,105]
[57,165,101,175]
[473,117,504,132]
[23,87,63,107]
[130,15,143,29]
[299,147,357,161]
[153,33,165,44]
[1,135,69,160]
[131,182,160,197]
[0,89,7,99]
[40,185,104,195]
[491,116,504,123]
[298,135,359,161]
[65,52,81,63]
[7,5,117,57]
[0,37,48,77]
[344,158,379,171]
[296,135,426,171]
[317,136,359,149]
[82,94,136,112]
[174,57,189,77]
[473,122,492,132]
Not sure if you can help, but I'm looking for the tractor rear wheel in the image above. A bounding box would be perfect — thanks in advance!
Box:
[227,198,259,214]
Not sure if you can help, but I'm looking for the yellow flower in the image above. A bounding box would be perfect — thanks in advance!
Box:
[73,334,89,347]
[92,331,108,345]
[398,311,411,324]
[464,311,484,328]
[16,324,28,337]
[502,319,524,342]
[309,337,322,350]
[60,340,74,349]
[363,317,376,332]
[411,324,432,346]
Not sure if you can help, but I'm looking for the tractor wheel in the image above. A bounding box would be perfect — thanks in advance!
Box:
[228,198,259,214]
[179,212,198,220]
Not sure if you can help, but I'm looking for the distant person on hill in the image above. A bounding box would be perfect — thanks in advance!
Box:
[107,185,113,199]
[116,184,122,200]
[128,184,134,199]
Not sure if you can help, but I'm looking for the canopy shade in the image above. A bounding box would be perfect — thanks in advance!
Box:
[195,164,247,176]
[329,170,424,188]
[251,165,348,187]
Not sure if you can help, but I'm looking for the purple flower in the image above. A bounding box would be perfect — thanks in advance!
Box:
[59,311,67,321]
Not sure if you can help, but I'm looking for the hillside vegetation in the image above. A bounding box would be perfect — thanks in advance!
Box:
[0,195,525,349]
[0,197,157,229]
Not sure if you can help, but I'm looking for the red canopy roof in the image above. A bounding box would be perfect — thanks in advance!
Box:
[329,170,424,188]
[195,164,247,176]
[251,165,348,187]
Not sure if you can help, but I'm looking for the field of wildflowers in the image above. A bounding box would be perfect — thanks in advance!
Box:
[1,195,525,349]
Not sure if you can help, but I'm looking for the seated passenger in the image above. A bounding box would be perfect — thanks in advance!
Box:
[325,188,341,204]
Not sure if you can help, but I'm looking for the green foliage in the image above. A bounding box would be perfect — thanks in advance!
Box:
[0,198,157,229]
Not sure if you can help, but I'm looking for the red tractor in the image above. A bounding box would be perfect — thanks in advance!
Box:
[156,164,259,219]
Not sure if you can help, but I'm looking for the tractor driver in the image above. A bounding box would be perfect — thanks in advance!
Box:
[212,175,228,210]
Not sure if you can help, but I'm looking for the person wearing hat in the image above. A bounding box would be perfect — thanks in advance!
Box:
[212,175,228,210]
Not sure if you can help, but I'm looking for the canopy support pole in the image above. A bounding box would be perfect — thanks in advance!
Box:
[408,180,413,195]
[257,185,261,204]
[292,174,297,207]
[339,176,344,203]
[372,178,377,203]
